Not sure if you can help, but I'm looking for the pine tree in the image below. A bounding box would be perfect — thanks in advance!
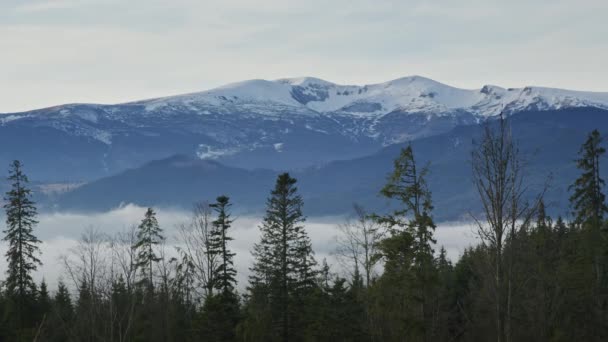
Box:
[110,275,133,342]
[32,280,51,339]
[569,129,608,337]
[2,160,42,338]
[75,279,94,341]
[200,196,240,342]
[294,223,317,293]
[133,208,164,288]
[43,280,73,342]
[379,145,436,260]
[54,280,73,322]
[570,129,607,228]
[37,280,51,320]
[248,173,315,341]
[374,145,437,341]
[209,195,237,293]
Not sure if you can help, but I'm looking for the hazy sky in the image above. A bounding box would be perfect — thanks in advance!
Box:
[1,0,607,112]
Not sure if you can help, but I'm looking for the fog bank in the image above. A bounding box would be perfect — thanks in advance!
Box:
[0,205,478,291]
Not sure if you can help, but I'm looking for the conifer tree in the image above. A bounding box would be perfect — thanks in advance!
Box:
[55,282,72,319]
[75,279,94,341]
[570,129,607,228]
[294,224,317,293]
[133,208,164,288]
[48,280,73,342]
[209,195,237,293]
[569,129,608,334]
[2,160,42,337]
[37,280,51,319]
[53,280,73,322]
[379,145,436,260]
[248,173,315,341]
[110,275,133,341]
[374,145,437,340]
[199,196,240,342]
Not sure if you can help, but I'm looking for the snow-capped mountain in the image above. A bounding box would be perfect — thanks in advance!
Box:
[135,75,608,117]
[1,76,607,182]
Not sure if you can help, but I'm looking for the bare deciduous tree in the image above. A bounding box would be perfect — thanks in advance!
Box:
[110,225,138,291]
[176,202,218,301]
[108,225,139,342]
[61,227,109,341]
[335,203,383,287]
[471,115,543,342]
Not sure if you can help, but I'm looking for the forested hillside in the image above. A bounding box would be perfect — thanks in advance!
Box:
[0,116,607,341]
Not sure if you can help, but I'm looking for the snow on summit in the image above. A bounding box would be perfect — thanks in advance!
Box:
[130,75,608,118]
[4,75,608,119]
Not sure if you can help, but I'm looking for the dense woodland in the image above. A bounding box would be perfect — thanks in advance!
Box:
[0,117,607,341]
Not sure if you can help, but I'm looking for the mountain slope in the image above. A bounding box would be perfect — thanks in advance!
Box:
[54,108,608,220]
[1,76,607,182]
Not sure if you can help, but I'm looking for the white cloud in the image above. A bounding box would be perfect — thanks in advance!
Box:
[0,205,478,292]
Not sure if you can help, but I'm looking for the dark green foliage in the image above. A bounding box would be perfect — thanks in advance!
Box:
[1,129,608,341]
[305,276,369,341]
[40,280,73,342]
[199,195,240,341]
[570,129,607,228]
[209,195,237,293]
[110,275,134,342]
[245,173,317,341]
[567,129,608,340]
[372,145,439,341]
[36,280,51,324]
[2,160,42,340]
[199,291,240,342]
[133,208,164,288]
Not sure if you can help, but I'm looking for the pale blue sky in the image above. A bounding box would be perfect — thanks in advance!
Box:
[1,0,607,112]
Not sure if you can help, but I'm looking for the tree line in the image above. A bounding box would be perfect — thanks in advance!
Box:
[0,116,607,341]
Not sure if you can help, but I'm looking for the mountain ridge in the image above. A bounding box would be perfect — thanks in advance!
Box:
[1,76,607,182]
[53,108,608,220]
[3,75,608,117]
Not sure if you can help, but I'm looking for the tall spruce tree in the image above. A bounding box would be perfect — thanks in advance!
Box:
[570,129,607,228]
[374,145,437,341]
[569,129,608,336]
[37,280,51,319]
[3,160,42,337]
[248,173,315,341]
[209,195,237,293]
[133,208,164,288]
[379,145,436,254]
[48,280,73,342]
[199,196,240,342]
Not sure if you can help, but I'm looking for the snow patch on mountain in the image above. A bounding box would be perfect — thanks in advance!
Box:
[127,75,608,119]
[140,79,303,114]
[196,144,241,159]
[0,114,30,125]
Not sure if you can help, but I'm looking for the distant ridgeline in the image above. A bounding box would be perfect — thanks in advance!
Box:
[0,75,607,219]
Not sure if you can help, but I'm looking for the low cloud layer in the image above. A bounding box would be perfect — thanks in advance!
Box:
[0,204,478,292]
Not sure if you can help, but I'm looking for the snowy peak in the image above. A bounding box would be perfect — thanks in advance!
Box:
[277,76,337,87]
[470,85,608,116]
[7,76,608,120]
[142,79,297,107]
[132,75,608,118]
